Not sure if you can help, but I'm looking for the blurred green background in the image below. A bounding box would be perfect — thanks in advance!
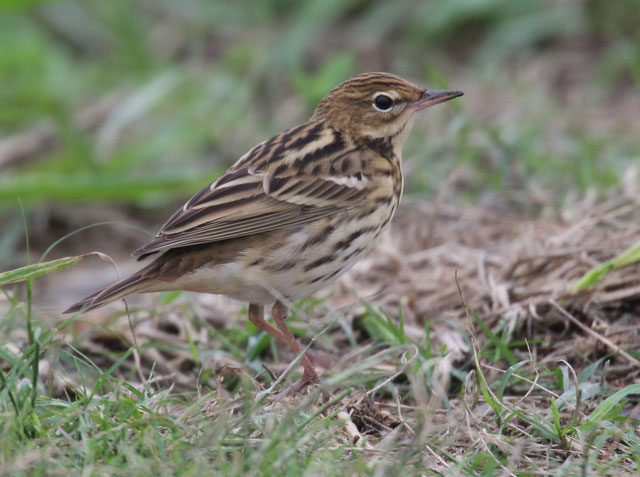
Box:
[1,0,639,269]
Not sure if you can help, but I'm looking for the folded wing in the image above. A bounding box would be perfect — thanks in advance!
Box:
[133,124,372,260]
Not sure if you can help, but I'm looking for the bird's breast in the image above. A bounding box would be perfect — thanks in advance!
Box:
[239,189,400,301]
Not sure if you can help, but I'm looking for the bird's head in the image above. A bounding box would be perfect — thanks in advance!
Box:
[311,72,463,148]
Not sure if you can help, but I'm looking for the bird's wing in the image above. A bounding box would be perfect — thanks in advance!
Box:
[132,122,374,259]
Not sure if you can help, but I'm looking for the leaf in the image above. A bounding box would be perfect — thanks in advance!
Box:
[587,383,640,424]
[611,242,640,268]
[0,256,85,286]
[496,360,529,400]
[572,242,640,291]
[518,411,560,441]
[470,309,517,365]
[571,261,615,291]
[0,252,117,287]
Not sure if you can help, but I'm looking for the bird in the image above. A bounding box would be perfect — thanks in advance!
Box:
[65,72,463,392]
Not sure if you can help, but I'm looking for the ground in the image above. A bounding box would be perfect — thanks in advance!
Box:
[1,1,640,475]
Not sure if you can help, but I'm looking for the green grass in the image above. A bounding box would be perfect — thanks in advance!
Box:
[2,267,640,474]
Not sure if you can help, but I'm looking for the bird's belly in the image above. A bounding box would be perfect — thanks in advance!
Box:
[253,205,396,300]
[169,262,276,305]
[169,204,396,305]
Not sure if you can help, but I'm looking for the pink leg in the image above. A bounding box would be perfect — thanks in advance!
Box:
[270,300,320,391]
[248,304,288,342]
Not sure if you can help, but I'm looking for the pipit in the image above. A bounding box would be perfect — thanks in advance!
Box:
[65,72,463,391]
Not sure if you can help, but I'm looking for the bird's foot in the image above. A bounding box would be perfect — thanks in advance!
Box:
[287,369,320,394]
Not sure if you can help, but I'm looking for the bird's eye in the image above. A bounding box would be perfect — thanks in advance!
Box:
[373,94,393,112]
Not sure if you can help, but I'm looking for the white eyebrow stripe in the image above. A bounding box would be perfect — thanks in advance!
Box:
[373,90,401,100]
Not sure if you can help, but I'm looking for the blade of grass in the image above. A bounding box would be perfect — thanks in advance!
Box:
[572,242,640,291]
[470,309,517,365]
[587,383,640,425]
[0,256,87,286]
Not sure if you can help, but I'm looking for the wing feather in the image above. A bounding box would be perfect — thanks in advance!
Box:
[132,122,378,260]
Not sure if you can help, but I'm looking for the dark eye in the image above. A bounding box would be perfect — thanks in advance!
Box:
[373,94,393,111]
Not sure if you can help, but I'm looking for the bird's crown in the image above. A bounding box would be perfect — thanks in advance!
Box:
[311,72,461,141]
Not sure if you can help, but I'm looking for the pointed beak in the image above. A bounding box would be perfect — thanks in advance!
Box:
[412,89,464,111]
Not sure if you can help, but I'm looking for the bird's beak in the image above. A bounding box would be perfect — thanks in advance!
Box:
[412,89,464,111]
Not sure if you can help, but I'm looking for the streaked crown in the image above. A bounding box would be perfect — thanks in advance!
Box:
[311,72,426,139]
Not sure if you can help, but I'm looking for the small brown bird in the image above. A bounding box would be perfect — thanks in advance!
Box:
[65,72,462,391]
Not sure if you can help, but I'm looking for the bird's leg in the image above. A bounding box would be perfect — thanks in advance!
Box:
[248,302,320,391]
[271,300,320,391]
[248,303,288,343]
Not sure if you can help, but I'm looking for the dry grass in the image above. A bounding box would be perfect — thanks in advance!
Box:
[6,173,637,473]
[341,169,640,367]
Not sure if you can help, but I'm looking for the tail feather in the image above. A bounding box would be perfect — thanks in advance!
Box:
[63,272,150,314]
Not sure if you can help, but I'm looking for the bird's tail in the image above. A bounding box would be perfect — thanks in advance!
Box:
[63,271,152,314]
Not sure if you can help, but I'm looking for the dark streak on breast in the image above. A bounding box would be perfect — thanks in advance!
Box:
[363,136,393,160]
